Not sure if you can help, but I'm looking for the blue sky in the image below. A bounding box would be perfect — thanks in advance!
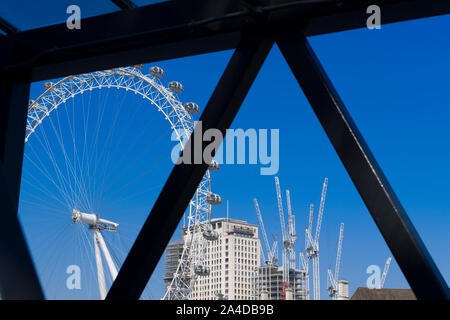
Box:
[6,1,450,299]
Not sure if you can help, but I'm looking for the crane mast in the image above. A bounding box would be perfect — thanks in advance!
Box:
[275,176,289,297]
[305,178,328,300]
[254,198,277,265]
[275,177,287,244]
[303,204,314,300]
[299,251,309,299]
[307,204,314,236]
[286,190,297,270]
[327,223,344,300]
[334,223,344,285]
[286,190,296,242]
[380,257,392,289]
[314,178,328,245]
[270,239,279,264]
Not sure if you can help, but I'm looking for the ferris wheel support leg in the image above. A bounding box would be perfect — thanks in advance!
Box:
[94,230,107,300]
[94,229,118,280]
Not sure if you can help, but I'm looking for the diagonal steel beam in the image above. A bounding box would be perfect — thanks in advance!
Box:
[276,31,450,300]
[0,172,44,299]
[0,16,19,35]
[0,71,44,299]
[0,71,32,206]
[110,0,137,10]
[106,32,274,300]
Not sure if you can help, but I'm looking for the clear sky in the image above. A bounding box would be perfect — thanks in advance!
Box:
[6,1,450,299]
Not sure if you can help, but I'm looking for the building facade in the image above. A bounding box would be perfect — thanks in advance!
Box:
[164,218,261,300]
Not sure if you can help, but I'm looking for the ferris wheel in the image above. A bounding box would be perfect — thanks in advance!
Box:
[21,65,220,299]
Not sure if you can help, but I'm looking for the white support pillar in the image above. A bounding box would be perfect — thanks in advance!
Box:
[94,231,107,300]
[94,229,118,280]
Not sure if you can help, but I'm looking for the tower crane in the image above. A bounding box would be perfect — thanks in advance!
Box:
[305,177,328,300]
[270,237,279,264]
[254,198,278,266]
[275,176,289,296]
[286,190,297,270]
[302,204,314,300]
[307,204,314,238]
[299,251,309,299]
[380,257,392,289]
[327,223,344,300]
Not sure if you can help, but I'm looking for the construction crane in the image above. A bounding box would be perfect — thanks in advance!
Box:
[302,204,314,300]
[305,177,328,300]
[286,190,297,270]
[380,257,392,289]
[307,204,314,238]
[299,252,309,299]
[253,198,278,266]
[270,238,279,265]
[327,222,344,300]
[275,176,289,297]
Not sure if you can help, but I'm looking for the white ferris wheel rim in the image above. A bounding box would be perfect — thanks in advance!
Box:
[26,67,193,145]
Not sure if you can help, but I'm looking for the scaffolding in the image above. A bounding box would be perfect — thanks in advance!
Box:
[256,265,308,300]
[163,241,186,288]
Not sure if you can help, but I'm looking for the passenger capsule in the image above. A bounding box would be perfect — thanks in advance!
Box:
[44,82,54,90]
[206,193,222,205]
[149,66,165,78]
[183,102,200,114]
[208,160,219,171]
[194,265,210,276]
[203,228,219,241]
[133,64,144,70]
[168,81,184,93]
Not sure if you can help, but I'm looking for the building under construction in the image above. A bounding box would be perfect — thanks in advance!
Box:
[163,241,185,289]
[252,176,310,300]
[256,265,308,300]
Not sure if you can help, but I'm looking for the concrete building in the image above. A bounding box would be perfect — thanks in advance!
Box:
[164,218,261,300]
[337,280,349,300]
[257,265,308,300]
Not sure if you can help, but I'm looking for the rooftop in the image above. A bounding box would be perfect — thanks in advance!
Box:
[351,287,416,300]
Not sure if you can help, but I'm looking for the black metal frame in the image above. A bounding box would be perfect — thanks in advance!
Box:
[110,0,137,10]
[0,0,449,300]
